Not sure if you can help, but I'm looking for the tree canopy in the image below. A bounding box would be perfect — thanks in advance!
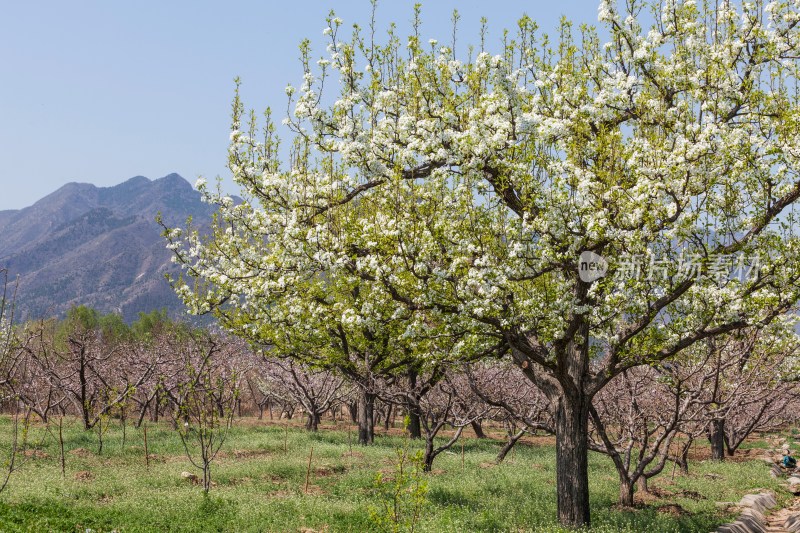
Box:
[164,0,800,526]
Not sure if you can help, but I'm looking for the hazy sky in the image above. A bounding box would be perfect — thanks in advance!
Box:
[0,1,600,211]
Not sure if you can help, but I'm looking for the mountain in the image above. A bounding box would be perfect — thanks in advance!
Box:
[0,174,217,322]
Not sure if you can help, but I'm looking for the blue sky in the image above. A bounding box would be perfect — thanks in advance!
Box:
[0,1,600,211]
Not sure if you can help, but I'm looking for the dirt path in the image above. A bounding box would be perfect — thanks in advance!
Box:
[765,495,800,532]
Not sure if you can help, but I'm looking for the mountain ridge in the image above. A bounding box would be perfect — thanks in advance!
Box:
[0,174,216,322]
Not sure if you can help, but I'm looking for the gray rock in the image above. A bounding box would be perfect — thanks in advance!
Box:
[785,513,800,532]
[716,512,766,533]
[738,492,777,514]
[180,471,199,483]
[716,492,776,533]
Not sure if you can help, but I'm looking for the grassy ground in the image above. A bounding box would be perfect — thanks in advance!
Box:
[0,416,786,532]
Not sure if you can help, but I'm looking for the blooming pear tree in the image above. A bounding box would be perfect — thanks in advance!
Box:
[165,0,800,526]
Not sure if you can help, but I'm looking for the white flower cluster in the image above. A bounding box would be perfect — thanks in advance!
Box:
[163,0,800,374]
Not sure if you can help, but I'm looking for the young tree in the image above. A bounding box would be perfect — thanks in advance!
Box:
[413,370,489,472]
[0,270,37,494]
[164,1,800,526]
[466,361,553,463]
[244,368,275,420]
[170,331,241,493]
[24,308,157,434]
[257,358,347,431]
[589,365,706,506]
[5,321,68,423]
[686,321,800,460]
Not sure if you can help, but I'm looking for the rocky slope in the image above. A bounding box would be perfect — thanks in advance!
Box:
[0,174,216,322]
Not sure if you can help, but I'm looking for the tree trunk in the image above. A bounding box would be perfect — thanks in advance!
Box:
[203,464,211,493]
[636,475,648,494]
[708,418,725,461]
[406,369,422,439]
[422,425,464,472]
[384,403,392,431]
[725,434,737,457]
[306,412,320,432]
[618,477,635,507]
[496,430,524,464]
[407,407,422,439]
[120,410,127,447]
[357,392,375,445]
[554,394,591,528]
[471,420,487,439]
[151,390,160,423]
[96,420,104,455]
[79,352,91,430]
[677,439,691,474]
[423,437,435,472]
[136,398,150,428]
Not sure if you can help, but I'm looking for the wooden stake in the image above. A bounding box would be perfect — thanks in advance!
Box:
[58,416,66,478]
[143,424,150,469]
[304,446,314,494]
[284,421,289,453]
[120,408,127,447]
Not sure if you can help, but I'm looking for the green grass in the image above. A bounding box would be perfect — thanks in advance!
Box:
[0,416,786,532]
